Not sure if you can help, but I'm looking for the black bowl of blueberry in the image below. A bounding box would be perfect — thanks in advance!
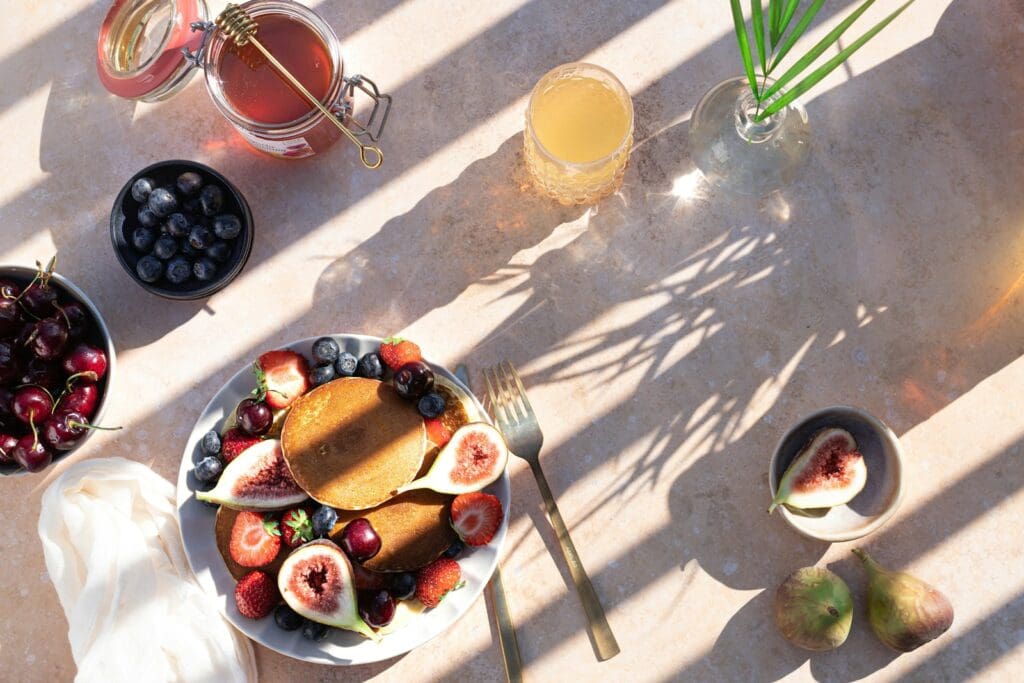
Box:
[110,160,254,300]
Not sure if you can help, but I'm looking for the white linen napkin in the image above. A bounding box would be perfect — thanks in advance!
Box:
[37,457,257,683]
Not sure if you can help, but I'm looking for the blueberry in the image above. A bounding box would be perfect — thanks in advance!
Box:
[356,352,383,380]
[310,362,336,387]
[443,540,465,559]
[148,188,178,217]
[213,214,242,240]
[390,572,417,601]
[179,238,201,258]
[131,226,157,253]
[193,258,218,281]
[176,171,203,197]
[199,185,224,216]
[153,234,178,260]
[194,455,223,483]
[312,337,340,363]
[417,392,446,419]
[164,212,190,238]
[135,255,163,283]
[311,505,338,538]
[274,604,303,631]
[200,430,222,455]
[137,206,160,228]
[182,197,202,214]
[206,240,231,264]
[131,177,156,203]
[301,620,330,642]
[334,352,358,377]
[165,256,192,285]
[189,225,214,250]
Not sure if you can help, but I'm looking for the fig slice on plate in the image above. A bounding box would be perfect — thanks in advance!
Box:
[769,427,867,513]
[395,422,508,496]
[278,540,378,640]
[197,439,308,510]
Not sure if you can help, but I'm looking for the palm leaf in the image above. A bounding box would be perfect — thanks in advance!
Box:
[769,0,782,48]
[758,0,916,120]
[778,0,801,39]
[750,1,767,76]
[768,0,825,73]
[729,0,760,98]
[762,0,880,102]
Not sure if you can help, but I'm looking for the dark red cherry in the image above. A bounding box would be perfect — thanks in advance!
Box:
[21,282,58,317]
[0,388,15,428]
[0,341,19,385]
[62,344,107,382]
[58,382,99,419]
[0,279,20,299]
[358,589,396,628]
[236,398,272,436]
[0,433,17,464]
[0,298,22,336]
[13,434,51,472]
[29,318,68,361]
[19,358,62,391]
[55,302,89,339]
[393,361,435,400]
[12,386,52,425]
[340,518,381,562]
[43,411,89,451]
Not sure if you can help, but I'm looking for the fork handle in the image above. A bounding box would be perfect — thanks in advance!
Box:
[530,461,620,661]
[489,568,524,683]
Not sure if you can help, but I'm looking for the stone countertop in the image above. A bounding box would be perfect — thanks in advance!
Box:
[2,0,1023,680]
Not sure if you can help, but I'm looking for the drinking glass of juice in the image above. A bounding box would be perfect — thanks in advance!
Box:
[524,63,634,205]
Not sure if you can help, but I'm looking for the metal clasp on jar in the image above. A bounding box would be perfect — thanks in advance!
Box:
[334,75,392,144]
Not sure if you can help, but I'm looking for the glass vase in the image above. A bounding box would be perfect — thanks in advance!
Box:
[689,76,810,196]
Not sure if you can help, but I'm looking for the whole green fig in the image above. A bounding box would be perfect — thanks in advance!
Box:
[774,567,853,650]
[853,548,954,652]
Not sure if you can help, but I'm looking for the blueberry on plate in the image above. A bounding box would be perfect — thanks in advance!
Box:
[311,505,338,537]
[131,226,157,253]
[301,620,330,642]
[213,214,242,240]
[153,234,178,260]
[390,572,417,601]
[182,196,202,214]
[274,604,303,631]
[137,206,160,228]
[193,258,218,282]
[176,171,203,197]
[312,337,340,364]
[443,540,464,559]
[334,352,358,377]
[131,177,156,203]
[200,430,221,456]
[199,185,224,216]
[135,255,163,283]
[193,455,223,483]
[206,240,231,264]
[310,362,336,387]
[189,225,215,250]
[148,187,178,217]
[165,256,192,285]
[417,392,446,419]
[164,212,190,238]
[179,237,201,258]
[356,352,383,380]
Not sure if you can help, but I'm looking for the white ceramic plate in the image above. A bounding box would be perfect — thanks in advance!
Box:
[175,334,510,665]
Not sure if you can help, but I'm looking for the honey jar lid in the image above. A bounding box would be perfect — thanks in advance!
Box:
[97,0,209,101]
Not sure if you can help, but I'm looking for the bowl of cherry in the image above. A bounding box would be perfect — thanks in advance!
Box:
[109,160,254,300]
[0,261,115,475]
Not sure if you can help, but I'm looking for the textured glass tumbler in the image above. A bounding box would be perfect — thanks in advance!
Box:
[689,76,810,196]
[524,63,634,205]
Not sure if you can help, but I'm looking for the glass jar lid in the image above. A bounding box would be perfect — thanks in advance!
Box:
[97,0,209,101]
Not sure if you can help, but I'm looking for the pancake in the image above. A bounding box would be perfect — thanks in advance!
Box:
[215,506,289,581]
[281,378,426,510]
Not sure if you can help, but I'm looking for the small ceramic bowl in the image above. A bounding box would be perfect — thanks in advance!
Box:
[109,160,254,300]
[768,405,905,542]
[0,265,116,476]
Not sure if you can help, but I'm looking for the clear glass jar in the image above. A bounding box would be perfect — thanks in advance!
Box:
[96,0,390,161]
[689,76,810,196]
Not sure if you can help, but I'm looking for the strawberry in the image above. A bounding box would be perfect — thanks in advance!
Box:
[229,511,282,568]
[425,417,453,447]
[379,337,422,371]
[256,350,310,410]
[415,557,463,608]
[221,428,261,463]
[280,508,314,548]
[450,492,503,546]
[234,571,278,619]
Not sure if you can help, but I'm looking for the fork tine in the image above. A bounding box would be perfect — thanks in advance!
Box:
[496,362,524,423]
[483,366,511,431]
[503,361,536,419]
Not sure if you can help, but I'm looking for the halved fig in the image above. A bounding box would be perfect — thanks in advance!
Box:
[278,540,377,640]
[197,439,308,510]
[769,427,867,513]
[395,422,508,496]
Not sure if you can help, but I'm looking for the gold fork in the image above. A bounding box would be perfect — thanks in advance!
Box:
[483,362,620,661]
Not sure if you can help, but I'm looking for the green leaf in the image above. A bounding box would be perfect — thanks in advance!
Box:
[758,0,916,120]
[729,0,760,98]
[768,0,825,73]
[762,0,881,102]
[750,1,766,76]
[778,0,801,39]
[769,0,782,47]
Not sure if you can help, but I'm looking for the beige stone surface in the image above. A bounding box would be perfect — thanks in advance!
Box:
[2,0,1023,680]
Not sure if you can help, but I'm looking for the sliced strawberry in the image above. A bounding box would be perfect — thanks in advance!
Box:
[229,511,281,568]
[222,428,261,463]
[425,417,453,447]
[380,337,422,371]
[280,508,313,548]
[450,492,503,546]
[256,350,310,410]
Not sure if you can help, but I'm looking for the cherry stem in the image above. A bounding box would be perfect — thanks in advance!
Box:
[29,415,39,450]
[69,420,121,432]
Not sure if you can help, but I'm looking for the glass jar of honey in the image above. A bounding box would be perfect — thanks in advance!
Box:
[97,0,390,161]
